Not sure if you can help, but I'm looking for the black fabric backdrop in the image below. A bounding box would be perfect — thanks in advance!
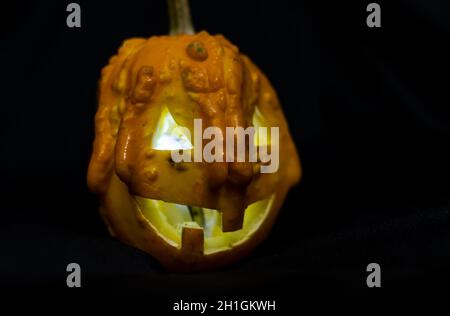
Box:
[1,0,450,298]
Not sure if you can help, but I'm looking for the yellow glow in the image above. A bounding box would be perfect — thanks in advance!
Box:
[152,107,193,150]
[134,195,274,254]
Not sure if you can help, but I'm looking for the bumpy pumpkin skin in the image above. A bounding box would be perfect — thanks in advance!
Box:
[87,31,301,271]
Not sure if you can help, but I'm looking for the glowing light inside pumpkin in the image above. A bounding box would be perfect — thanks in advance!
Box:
[152,106,272,151]
[152,107,193,150]
[134,195,275,254]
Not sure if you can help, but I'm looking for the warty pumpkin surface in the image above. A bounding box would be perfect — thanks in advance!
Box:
[87,30,301,271]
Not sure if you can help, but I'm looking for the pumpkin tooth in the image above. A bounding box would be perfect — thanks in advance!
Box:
[181,225,204,255]
[221,207,245,232]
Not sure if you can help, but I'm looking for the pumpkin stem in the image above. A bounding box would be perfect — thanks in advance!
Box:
[168,0,195,35]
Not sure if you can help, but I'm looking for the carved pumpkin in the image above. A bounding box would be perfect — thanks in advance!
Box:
[87,2,301,272]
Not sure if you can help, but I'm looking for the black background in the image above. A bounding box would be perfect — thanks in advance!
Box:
[1,0,450,299]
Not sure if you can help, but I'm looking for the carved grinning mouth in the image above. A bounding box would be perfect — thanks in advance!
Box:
[133,194,274,254]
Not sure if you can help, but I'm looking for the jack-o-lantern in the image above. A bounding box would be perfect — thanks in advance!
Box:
[87,0,301,271]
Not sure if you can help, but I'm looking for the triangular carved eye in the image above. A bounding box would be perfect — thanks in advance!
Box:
[252,107,271,146]
[152,107,193,150]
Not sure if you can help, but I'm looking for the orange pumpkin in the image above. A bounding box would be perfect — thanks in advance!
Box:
[87,1,301,271]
